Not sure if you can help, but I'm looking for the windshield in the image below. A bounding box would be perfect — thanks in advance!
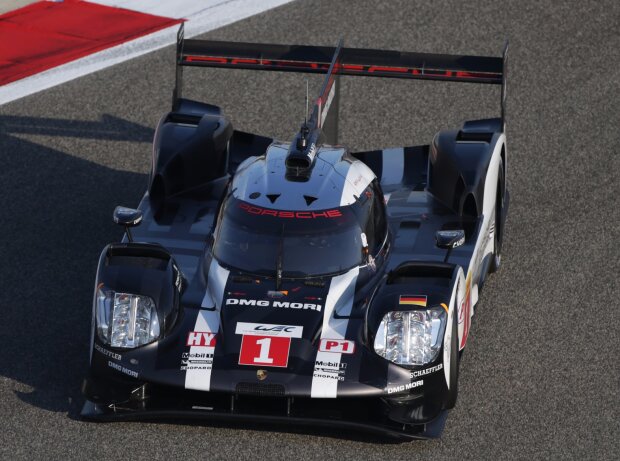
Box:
[212,197,366,278]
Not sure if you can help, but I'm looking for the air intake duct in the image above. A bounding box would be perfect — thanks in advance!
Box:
[286,147,315,169]
[285,124,319,180]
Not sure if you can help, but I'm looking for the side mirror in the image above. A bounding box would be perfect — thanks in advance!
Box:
[113,206,143,242]
[435,229,465,249]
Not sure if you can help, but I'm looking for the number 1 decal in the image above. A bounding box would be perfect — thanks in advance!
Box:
[254,337,274,364]
[239,335,291,367]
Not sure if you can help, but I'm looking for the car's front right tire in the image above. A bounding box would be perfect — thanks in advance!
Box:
[445,301,459,409]
[489,158,504,273]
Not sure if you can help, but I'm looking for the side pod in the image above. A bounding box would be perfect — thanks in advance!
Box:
[149,101,233,214]
[427,118,503,217]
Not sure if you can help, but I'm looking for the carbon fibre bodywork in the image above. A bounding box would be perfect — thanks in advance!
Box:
[82,28,509,440]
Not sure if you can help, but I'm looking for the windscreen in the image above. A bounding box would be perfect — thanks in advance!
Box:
[212,197,365,278]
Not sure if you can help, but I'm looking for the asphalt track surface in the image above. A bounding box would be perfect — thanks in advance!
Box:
[1,0,618,459]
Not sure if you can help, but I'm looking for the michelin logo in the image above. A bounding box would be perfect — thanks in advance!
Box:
[226,298,322,312]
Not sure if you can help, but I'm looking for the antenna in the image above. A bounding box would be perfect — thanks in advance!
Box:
[304,79,309,125]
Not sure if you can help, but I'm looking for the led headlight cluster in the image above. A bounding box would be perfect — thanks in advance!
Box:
[96,288,160,348]
[373,307,447,366]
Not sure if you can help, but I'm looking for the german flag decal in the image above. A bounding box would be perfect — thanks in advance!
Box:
[399,295,427,307]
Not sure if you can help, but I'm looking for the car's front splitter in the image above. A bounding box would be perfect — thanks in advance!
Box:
[81,395,448,441]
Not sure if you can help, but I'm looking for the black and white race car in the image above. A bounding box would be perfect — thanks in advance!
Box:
[82,25,509,439]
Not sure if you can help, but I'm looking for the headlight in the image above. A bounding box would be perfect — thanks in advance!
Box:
[96,288,160,348]
[373,307,446,366]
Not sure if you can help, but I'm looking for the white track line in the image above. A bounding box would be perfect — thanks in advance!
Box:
[88,0,244,19]
[0,0,295,106]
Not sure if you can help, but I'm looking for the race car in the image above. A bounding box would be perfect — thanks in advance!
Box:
[82,24,509,439]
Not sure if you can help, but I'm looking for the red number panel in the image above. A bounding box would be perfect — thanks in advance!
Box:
[238,335,291,368]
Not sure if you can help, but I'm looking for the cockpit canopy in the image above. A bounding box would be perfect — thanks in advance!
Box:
[212,181,387,278]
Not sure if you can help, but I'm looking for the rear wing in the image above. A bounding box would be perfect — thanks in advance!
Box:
[172,24,508,134]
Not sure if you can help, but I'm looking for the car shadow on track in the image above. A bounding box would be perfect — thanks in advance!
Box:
[143,418,429,445]
[0,114,152,418]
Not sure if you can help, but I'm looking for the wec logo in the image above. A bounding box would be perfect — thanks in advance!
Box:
[254,325,295,333]
[235,322,303,338]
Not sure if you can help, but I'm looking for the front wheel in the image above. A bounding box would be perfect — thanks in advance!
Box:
[489,158,504,273]
[445,303,460,409]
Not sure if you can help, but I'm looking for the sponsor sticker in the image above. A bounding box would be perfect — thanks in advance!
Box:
[186,332,217,347]
[312,372,345,382]
[312,360,347,381]
[235,322,303,338]
[410,363,443,379]
[181,364,212,371]
[95,343,121,361]
[386,380,423,394]
[318,339,355,354]
[226,298,322,312]
[399,295,427,307]
[182,352,214,361]
[181,352,214,370]
[108,360,138,378]
[239,202,342,219]
[228,299,270,307]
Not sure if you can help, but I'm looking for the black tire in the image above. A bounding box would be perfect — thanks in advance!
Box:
[445,304,460,409]
[489,158,504,273]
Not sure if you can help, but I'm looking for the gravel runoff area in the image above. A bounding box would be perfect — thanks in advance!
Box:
[0,0,618,459]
